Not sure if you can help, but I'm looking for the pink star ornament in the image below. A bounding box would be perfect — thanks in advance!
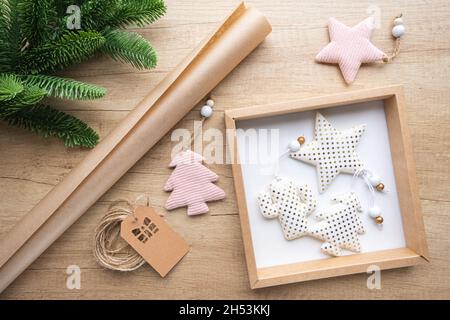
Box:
[316,17,386,84]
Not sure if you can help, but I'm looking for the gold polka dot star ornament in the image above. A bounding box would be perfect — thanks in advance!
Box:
[290,112,389,225]
[290,112,366,193]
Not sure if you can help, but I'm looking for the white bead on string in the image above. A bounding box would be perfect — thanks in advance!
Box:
[288,140,301,152]
[288,135,306,152]
[392,16,405,38]
[366,171,389,193]
[351,169,386,225]
[200,104,213,118]
[200,97,215,118]
[368,205,382,218]
[393,17,403,25]
[382,14,405,63]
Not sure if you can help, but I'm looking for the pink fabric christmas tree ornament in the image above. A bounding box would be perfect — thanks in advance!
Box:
[316,16,386,84]
[164,150,225,216]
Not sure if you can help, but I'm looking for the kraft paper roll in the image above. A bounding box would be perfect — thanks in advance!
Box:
[0,2,271,292]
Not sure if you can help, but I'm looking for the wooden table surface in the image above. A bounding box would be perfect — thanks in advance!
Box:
[1,0,449,299]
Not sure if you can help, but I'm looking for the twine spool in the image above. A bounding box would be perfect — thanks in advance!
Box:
[93,199,145,271]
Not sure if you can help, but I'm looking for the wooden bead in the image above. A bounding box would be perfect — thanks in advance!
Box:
[375,216,384,224]
[376,183,385,191]
[394,17,403,26]
[297,136,306,145]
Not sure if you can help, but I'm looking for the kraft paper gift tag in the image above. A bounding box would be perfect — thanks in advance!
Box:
[120,206,189,277]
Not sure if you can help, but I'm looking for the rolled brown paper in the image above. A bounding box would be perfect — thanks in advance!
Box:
[0,2,271,292]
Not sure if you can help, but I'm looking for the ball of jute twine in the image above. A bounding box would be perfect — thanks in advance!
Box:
[93,199,145,271]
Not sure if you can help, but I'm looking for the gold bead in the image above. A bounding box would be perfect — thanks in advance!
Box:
[375,216,384,224]
[297,136,306,145]
[376,183,385,191]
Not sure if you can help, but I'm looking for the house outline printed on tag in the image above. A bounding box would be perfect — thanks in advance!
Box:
[131,216,159,243]
[120,206,189,277]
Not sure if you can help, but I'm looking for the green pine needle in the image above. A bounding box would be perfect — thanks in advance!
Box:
[102,29,157,69]
[0,0,23,73]
[22,74,107,100]
[12,86,46,107]
[3,103,99,148]
[0,84,47,117]
[0,74,24,101]
[0,0,11,32]
[112,0,167,28]
[81,0,167,30]
[106,0,167,29]
[19,31,106,74]
[18,0,58,44]
[79,0,112,31]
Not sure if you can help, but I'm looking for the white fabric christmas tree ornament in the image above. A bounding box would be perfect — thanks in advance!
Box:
[308,192,365,256]
[290,112,366,193]
[258,177,317,240]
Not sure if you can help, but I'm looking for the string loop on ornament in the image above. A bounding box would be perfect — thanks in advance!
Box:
[273,134,306,178]
[273,149,290,179]
[350,169,376,207]
[181,96,214,152]
[382,38,401,63]
[182,116,206,152]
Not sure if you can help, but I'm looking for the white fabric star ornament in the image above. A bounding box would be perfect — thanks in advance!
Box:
[316,16,386,84]
[290,112,366,193]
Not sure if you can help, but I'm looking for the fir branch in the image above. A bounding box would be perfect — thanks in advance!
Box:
[0,0,23,72]
[18,0,58,45]
[19,31,106,74]
[3,103,99,148]
[1,0,166,148]
[79,0,113,31]
[22,74,107,100]
[0,0,11,31]
[104,0,167,29]
[102,29,157,69]
[0,85,46,116]
[0,74,24,101]
[0,0,12,42]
